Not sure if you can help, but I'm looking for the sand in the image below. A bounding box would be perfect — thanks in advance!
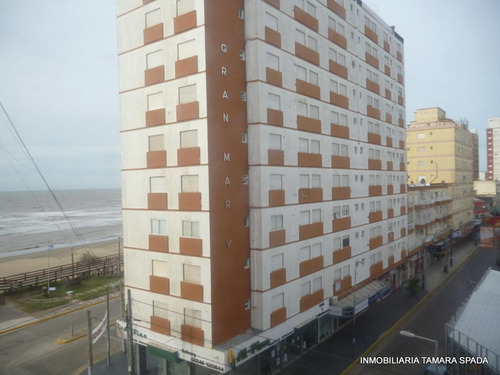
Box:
[0,239,123,278]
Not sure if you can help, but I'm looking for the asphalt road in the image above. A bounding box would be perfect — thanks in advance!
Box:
[354,247,497,375]
[0,297,123,375]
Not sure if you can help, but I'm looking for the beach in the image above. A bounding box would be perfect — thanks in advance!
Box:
[0,239,122,277]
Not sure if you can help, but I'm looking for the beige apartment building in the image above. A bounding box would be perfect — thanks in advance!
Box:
[407,107,475,239]
[116,0,406,373]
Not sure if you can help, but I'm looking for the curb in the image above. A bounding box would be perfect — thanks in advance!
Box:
[341,245,479,375]
[56,319,119,344]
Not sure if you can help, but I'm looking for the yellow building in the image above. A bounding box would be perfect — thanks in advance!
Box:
[407,108,475,236]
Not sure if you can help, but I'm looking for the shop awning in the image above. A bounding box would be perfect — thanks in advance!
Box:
[329,280,390,317]
[148,343,180,363]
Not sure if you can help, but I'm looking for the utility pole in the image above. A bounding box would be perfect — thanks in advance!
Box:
[127,289,135,375]
[87,310,93,375]
[106,286,111,366]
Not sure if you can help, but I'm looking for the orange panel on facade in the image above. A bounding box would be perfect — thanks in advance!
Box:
[146,108,166,127]
[180,281,203,302]
[386,137,393,148]
[327,0,346,19]
[369,236,383,250]
[369,211,383,223]
[330,92,349,110]
[270,307,287,328]
[367,105,381,120]
[298,188,323,203]
[329,60,348,80]
[269,189,285,206]
[366,79,380,95]
[370,261,384,277]
[300,290,324,312]
[367,132,381,145]
[369,185,382,196]
[295,42,319,66]
[143,23,163,45]
[148,193,168,210]
[299,222,323,240]
[150,316,171,336]
[149,234,169,253]
[388,208,394,218]
[265,0,280,8]
[174,10,197,34]
[328,28,347,49]
[270,268,286,288]
[144,65,164,86]
[296,79,321,100]
[388,255,395,267]
[387,161,393,171]
[181,324,204,347]
[266,68,282,87]
[333,246,351,264]
[265,27,281,48]
[332,217,351,232]
[176,101,199,122]
[268,149,284,165]
[175,56,198,78]
[147,150,166,168]
[368,159,382,170]
[331,123,349,139]
[150,275,170,295]
[384,41,390,53]
[179,237,203,257]
[299,256,323,277]
[331,186,350,200]
[297,115,321,133]
[177,147,200,166]
[298,152,322,167]
[365,53,379,69]
[293,6,318,31]
[388,232,394,243]
[386,113,393,124]
[267,108,283,127]
[178,192,201,211]
[364,26,378,44]
[269,229,286,247]
[331,155,350,169]
[384,65,391,77]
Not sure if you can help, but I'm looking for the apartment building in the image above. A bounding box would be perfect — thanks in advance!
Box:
[487,118,500,181]
[116,0,406,373]
[407,107,476,239]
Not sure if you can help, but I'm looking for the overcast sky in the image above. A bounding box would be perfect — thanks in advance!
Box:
[0,0,499,192]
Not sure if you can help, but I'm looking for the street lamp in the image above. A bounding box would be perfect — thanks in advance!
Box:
[400,330,438,374]
[351,258,365,358]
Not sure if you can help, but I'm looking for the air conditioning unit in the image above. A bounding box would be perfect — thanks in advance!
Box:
[330,296,339,305]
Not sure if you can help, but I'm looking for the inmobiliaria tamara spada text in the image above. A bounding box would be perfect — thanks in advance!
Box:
[360,356,489,365]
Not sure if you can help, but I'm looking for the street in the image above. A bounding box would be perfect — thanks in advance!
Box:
[0,297,123,375]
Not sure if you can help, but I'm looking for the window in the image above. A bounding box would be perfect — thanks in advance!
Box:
[331,80,347,96]
[312,277,322,292]
[271,254,284,271]
[269,133,282,150]
[179,84,196,104]
[182,221,199,237]
[150,177,166,193]
[342,264,350,278]
[342,235,349,248]
[333,174,349,187]
[328,17,345,36]
[183,264,201,284]
[146,50,162,69]
[334,268,341,282]
[268,93,281,110]
[299,138,320,153]
[146,8,162,28]
[153,300,169,319]
[180,130,197,148]
[149,135,164,152]
[152,260,168,278]
[329,48,346,67]
[177,39,196,60]
[272,293,284,312]
[181,175,199,192]
[295,29,317,51]
[312,209,321,222]
[271,215,284,231]
[331,111,348,126]
[368,148,380,160]
[332,143,348,157]
[366,69,378,84]
[265,12,278,31]
[267,52,280,71]
[151,219,166,235]
[147,92,163,111]
[342,205,349,217]
[177,0,194,16]
[301,281,311,297]
[270,174,282,190]
[184,308,202,328]
[366,43,378,58]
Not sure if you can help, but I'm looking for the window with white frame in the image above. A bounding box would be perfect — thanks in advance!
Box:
[367,95,379,109]
[271,215,284,231]
[369,225,382,239]
[179,84,196,104]
[334,268,341,282]
[184,308,202,328]
[180,130,197,149]
[328,17,345,36]
[331,80,347,96]
[368,148,381,160]
[271,293,284,312]
[299,138,320,153]
[146,8,162,28]
[366,69,378,84]
[151,219,166,235]
[342,205,349,217]
[368,121,380,134]
[312,209,321,222]
[183,264,201,284]
[146,50,162,70]
[332,143,348,157]
[331,111,348,126]
[270,174,282,190]
[268,93,281,110]
[271,253,284,272]
[265,12,278,31]
[150,176,166,193]
[177,39,196,60]
[329,48,346,67]
[301,281,311,297]
[312,276,322,292]
[181,175,199,192]
[149,134,164,152]
[333,237,341,251]
[269,133,282,150]
[152,259,168,278]
[332,174,349,187]
[153,300,169,320]
[267,52,280,71]
[366,43,378,58]
[182,221,199,237]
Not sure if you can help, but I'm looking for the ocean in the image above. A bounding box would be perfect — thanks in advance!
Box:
[0,189,122,258]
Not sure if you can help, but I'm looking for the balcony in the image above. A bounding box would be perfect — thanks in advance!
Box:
[146,108,166,127]
[270,307,287,328]
[149,234,168,253]
[179,237,202,257]
[143,23,163,45]
[148,193,168,210]
[331,123,349,139]
[328,28,347,50]
[329,60,348,80]
[397,51,403,62]
[364,25,378,44]
[367,105,380,120]
[293,6,318,31]
[300,289,324,312]
[327,0,346,19]
[265,0,280,8]
[365,53,379,69]
[333,275,351,296]
[369,210,383,223]
[299,222,323,240]
[299,256,323,277]
[332,186,350,200]
[369,236,383,250]
[268,149,284,166]
[386,137,393,148]
[177,147,200,166]
[178,192,201,211]
[266,68,282,87]
[150,275,169,295]
[144,65,164,86]
[386,113,393,124]
[181,324,204,347]
[367,132,381,145]
[388,255,395,267]
[370,261,383,277]
[333,246,351,264]
[331,155,350,169]
[267,108,283,127]
[368,158,382,170]
[174,10,196,34]
[147,150,166,168]
[269,189,285,207]
[175,56,198,78]
[384,41,390,53]
[369,185,382,196]
[270,268,286,288]
[332,216,351,232]
[298,188,322,204]
[297,115,321,133]
[295,42,319,66]
[384,65,391,77]
[330,92,349,110]
[180,281,203,302]
[388,208,394,218]
[269,229,286,248]
[265,27,281,48]
[387,183,394,195]
[176,101,199,122]
[150,316,170,336]
[366,79,380,95]
[298,152,322,167]
[388,231,394,243]
[296,79,320,100]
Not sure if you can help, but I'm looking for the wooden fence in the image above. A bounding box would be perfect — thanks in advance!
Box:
[0,254,123,294]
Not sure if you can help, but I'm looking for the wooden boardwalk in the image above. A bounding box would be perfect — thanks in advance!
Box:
[0,254,123,294]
